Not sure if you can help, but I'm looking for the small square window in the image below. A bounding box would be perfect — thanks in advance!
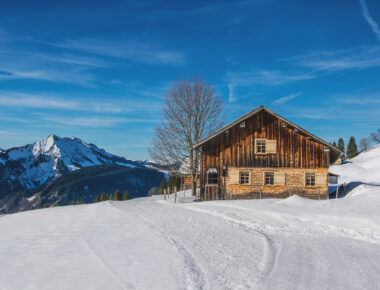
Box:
[305,173,315,186]
[256,140,266,153]
[265,172,274,185]
[240,171,249,184]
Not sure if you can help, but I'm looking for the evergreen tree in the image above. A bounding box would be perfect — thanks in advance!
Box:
[70,200,76,205]
[79,200,84,205]
[337,138,345,158]
[44,204,50,208]
[108,193,113,200]
[100,192,106,202]
[114,189,122,201]
[332,141,337,147]
[347,137,358,159]
[123,191,129,200]
[94,195,100,203]
[159,178,167,194]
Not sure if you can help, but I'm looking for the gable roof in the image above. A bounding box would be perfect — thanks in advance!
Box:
[193,106,342,155]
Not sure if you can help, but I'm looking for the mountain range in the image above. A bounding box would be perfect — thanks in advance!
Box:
[0,135,166,213]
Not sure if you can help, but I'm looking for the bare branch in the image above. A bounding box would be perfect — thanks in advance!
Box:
[149,77,224,196]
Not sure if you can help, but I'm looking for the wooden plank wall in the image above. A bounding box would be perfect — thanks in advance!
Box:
[200,110,329,190]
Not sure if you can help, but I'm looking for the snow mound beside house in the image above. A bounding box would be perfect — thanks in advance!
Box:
[330,144,380,184]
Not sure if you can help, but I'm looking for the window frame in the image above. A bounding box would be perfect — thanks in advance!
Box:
[239,171,250,185]
[255,139,266,154]
[305,173,316,187]
[264,171,274,185]
[207,169,219,185]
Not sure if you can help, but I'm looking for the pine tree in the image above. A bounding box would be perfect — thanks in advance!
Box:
[108,193,113,200]
[347,137,358,159]
[337,138,345,158]
[44,204,50,208]
[123,191,129,200]
[70,200,76,205]
[94,195,100,203]
[100,192,106,202]
[159,178,167,195]
[332,141,337,147]
[114,189,122,201]
[79,200,84,205]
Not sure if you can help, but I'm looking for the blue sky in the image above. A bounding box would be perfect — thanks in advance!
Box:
[0,0,379,159]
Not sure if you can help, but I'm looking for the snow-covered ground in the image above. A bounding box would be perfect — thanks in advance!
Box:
[1,147,380,289]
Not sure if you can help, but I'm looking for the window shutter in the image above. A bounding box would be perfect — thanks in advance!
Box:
[275,171,285,185]
[315,172,327,186]
[229,168,239,184]
[266,140,277,154]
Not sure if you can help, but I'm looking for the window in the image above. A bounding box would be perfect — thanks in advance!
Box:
[305,173,315,186]
[265,172,274,185]
[240,171,249,184]
[207,168,218,185]
[256,140,266,153]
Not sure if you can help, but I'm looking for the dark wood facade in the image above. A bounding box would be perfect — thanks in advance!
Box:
[194,106,341,200]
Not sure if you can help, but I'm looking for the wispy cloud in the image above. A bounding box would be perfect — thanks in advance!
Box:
[226,70,313,102]
[0,67,96,87]
[286,46,380,72]
[37,114,160,127]
[358,0,380,41]
[0,93,122,113]
[33,52,110,68]
[0,91,164,115]
[227,70,314,86]
[51,39,186,66]
[273,92,302,105]
[226,57,239,66]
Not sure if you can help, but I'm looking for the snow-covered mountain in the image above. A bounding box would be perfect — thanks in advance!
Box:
[0,134,162,195]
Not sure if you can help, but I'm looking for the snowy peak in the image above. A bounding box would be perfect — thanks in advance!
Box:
[0,135,150,192]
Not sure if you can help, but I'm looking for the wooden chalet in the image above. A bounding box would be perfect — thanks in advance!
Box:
[193,106,341,200]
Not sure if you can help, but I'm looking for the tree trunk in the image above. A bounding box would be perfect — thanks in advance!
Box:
[192,178,197,196]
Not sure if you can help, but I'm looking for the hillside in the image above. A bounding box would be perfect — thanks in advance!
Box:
[1,165,165,213]
[330,144,380,184]
[0,145,379,289]
[0,135,167,213]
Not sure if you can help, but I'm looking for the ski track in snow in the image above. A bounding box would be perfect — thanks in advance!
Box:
[110,202,208,290]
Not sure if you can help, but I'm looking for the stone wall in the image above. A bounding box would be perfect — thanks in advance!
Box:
[224,167,329,199]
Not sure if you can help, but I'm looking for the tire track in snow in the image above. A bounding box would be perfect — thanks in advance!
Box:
[110,202,209,290]
[181,205,279,282]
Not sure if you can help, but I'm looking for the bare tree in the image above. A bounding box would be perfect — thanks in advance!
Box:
[359,137,370,152]
[149,77,224,196]
[370,129,380,144]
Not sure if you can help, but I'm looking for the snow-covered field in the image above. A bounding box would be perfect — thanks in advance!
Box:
[1,147,380,289]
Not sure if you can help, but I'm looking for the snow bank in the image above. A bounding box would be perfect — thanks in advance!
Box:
[330,144,380,184]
